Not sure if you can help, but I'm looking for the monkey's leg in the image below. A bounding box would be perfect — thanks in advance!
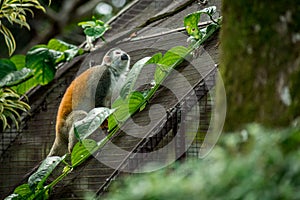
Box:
[67,110,88,153]
[48,138,68,157]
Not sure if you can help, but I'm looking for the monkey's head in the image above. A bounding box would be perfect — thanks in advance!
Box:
[102,48,130,76]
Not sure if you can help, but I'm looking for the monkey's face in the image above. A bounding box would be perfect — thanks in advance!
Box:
[103,48,130,75]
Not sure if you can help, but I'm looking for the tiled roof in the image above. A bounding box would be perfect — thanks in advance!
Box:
[0,0,221,198]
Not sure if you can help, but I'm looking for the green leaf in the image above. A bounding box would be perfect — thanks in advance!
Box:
[0,59,17,80]
[78,21,96,28]
[184,12,201,39]
[78,18,105,28]
[0,24,16,56]
[13,39,82,93]
[204,22,219,36]
[154,46,189,84]
[10,55,26,70]
[5,183,39,199]
[154,65,167,85]
[47,39,75,52]
[84,26,108,38]
[128,92,146,109]
[28,156,64,191]
[159,46,188,67]
[47,39,81,62]
[139,101,147,112]
[4,193,20,200]
[108,114,118,131]
[79,18,110,41]
[26,46,58,85]
[120,57,151,99]
[0,68,33,87]
[74,107,115,141]
[94,19,105,26]
[71,139,97,167]
[146,52,163,64]
[13,46,58,93]
[13,77,37,95]
[184,6,217,39]
[167,46,190,58]
[108,92,145,131]
[111,91,145,123]
[13,184,33,199]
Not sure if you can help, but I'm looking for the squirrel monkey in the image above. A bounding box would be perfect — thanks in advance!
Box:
[48,48,130,156]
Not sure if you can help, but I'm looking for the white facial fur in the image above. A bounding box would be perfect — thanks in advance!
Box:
[102,48,130,75]
[104,48,130,104]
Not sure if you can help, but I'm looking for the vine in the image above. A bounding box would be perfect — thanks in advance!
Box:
[4,6,221,200]
[0,18,109,131]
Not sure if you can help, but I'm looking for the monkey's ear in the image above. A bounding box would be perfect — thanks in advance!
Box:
[103,55,112,65]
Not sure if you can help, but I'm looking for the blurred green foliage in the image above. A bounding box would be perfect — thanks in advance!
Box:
[104,123,300,200]
[0,87,30,131]
[0,0,47,56]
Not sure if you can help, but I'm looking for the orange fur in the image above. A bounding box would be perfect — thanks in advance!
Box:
[49,48,130,156]
[55,69,93,139]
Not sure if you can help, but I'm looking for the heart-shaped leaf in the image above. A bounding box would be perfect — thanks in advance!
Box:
[0,68,33,87]
[108,91,145,129]
[71,139,97,167]
[26,46,59,85]
[10,55,26,70]
[0,59,17,80]
[74,107,115,141]
[184,6,217,39]
[120,57,151,98]
[28,156,65,191]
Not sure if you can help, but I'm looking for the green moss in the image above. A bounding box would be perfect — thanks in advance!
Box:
[220,0,300,131]
[103,124,300,200]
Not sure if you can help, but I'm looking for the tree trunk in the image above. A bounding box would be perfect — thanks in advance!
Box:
[219,1,300,131]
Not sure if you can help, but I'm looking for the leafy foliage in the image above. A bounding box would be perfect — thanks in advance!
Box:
[5,7,221,199]
[104,124,300,200]
[28,156,64,190]
[47,39,84,62]
[0,59,17,79]
[78,18,110,38]
[0,38,83,94]
[25,46,58,84]
[107,45,190,132]
[0,38,83,130]
[0,87,30,131]
[0,0,48,56]
[120,57,151,98]
[74,107,115,141]
[0,67,33,87]
[184,6,221,50]
[78,17,110,49]
[105,7,221,134]
[108,91,146,130]
[152,46,189,84]
[71,139,97,167]
[5,156,63,200]
[0,55,33,88]
[184,6,217,40]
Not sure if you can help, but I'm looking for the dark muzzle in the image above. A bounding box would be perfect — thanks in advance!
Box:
[121,54,129,60]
